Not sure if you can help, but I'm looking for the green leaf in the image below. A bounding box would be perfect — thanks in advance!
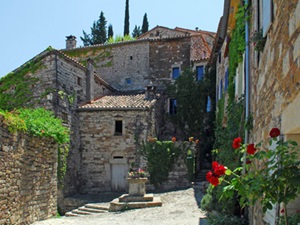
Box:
[225,169,232,175]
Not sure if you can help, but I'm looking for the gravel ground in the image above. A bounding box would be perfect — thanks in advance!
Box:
[32,186,207,225]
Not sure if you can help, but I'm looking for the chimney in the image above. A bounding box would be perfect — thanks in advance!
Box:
[86,59,94,103]
[66,35,77,49]
[145,81,156,100]
[195,27,199,31]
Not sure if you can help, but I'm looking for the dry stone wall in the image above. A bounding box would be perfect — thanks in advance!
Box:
[0,115,58,225]
[249,1,300,224]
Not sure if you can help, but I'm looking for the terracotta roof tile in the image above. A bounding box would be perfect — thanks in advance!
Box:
[79,94,156,110]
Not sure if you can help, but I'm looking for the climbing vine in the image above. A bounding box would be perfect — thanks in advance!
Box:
[0,108,70,187]
[0,60,43,110]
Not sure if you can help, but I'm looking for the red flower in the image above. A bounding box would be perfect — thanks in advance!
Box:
[232,137,242,149]
[246,160,252,164]
[206,171,220,186]
[171,137,176,142]
[212,161,226,176]
[247,144,257,155]
[269,128,280,138]
[280,208,285,214]
[195,139,199,144]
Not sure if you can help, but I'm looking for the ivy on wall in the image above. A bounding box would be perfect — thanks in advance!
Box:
[0,61,43,110]
[207,2,247,216]
[0,108,70,188]
[228,4,246,102]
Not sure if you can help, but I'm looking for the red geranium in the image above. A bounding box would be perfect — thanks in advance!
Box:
[206,171,220,186]
[212,161,226,176]
[269,128,280,138]
[247,143,257,155]
[232,137,242,149]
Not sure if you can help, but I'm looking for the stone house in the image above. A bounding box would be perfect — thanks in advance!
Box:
[213,0,300,224]
[0,26,215,204]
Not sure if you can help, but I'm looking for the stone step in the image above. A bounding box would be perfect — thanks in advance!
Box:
[65,211,81,217]
[78,206,107,213]
[72,209,92,215]
[85,203,110,211]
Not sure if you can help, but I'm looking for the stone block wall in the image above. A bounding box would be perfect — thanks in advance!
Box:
[149,37,191,81]
[78,108,155,193]
[0,115,58,225]
[249,1,300,224]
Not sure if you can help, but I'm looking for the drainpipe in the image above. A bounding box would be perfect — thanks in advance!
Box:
[243,0,250,173]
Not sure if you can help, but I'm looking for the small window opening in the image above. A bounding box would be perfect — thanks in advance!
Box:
[169,99,177,115]
[115,120,123,136]
[125,78,132,84]
[113,156,124,159]
[130,56,133,60]
[62,112,68,124]
[77,77,82,86]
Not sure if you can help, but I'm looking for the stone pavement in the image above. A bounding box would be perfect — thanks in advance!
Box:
[32,184,208,225]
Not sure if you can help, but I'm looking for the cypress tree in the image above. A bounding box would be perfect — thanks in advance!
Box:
[132,25,142,38]
[124,0,130,36]
[108,24,114,39]
[142,13,149,34]
[80,11,107,46]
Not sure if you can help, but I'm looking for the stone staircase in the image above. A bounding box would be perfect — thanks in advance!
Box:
[65,203,110,217]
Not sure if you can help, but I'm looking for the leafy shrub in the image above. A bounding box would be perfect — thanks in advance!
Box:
[207,213,248,225]
[201,193,213,211]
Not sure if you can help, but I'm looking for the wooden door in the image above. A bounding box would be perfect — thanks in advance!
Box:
[111,163,127,191]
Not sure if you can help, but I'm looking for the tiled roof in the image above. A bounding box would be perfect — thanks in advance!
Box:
[79,94,156,110]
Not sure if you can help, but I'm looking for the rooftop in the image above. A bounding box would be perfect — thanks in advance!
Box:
[79,94,156,110]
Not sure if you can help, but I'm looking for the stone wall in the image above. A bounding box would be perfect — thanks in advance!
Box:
[78,108,155,193]
[62,41,150,92]
[249,1,300,224]
[0,115,58,225]
[149,37,191,81]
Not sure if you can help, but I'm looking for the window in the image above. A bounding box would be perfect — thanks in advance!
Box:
[114,120,123,136]
[172,67,180,79]
[219,79,223,99]
[216,85,219,102]
[262,0,272,37]
[169,99,177,115]
[77,77,82,86]
[206,96,211,112]
[62,112,68,124]
[125,78,132,85]
[218,51,222,63]
[224,69,229,91]
[196,66,204,81]
[130,56,133,60]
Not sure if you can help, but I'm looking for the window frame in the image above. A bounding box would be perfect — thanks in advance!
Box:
[114,120,123,136]
[169,98,177,115]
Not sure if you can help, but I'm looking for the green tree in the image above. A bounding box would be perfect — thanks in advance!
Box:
[167,69,208,139]
[142,13,149,33]
[132,25,141,38]
[108,24,114,39]
[81,11,107,46]
[124,0,130,36]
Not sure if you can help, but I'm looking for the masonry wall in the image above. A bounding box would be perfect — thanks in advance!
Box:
[78,108,155,193]
[0,115,58,225]
[62,41,150,92]
[249,1,300,224]
[149,37,191,81]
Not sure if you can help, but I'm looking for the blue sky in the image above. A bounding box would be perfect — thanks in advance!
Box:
[0,0,224,77]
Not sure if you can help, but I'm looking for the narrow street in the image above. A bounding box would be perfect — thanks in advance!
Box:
[32,185,207,225]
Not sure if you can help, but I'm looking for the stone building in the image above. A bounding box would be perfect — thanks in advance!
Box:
[213,0,300,224]
[0,25,215,213]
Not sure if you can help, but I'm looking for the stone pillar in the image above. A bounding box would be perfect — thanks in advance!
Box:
[127,178,147,196]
